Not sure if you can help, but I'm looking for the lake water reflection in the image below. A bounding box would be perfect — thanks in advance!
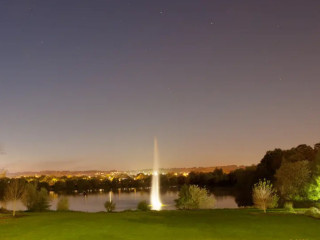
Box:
[1,189,238,212]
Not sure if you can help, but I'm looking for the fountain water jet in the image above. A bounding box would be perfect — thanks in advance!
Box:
[151,137,162,210]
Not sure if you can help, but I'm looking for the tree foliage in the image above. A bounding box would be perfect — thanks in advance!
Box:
[22,184,50,211]
[4,179,26,216]
[252,179,278,213]
[275,160,311,201]
[305,152,320,201]
[175,185,215,210]
[256,149,284,181]
[0,178,9,201]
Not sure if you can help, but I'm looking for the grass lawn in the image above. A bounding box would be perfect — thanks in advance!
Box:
[0,209,319,240]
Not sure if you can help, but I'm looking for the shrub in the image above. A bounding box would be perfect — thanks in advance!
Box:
[175,185,215,210]
[253,179,278,213]
[104,200,116,212]
[314,202,320,209]
[137,200,150,211]
[283,202,295,213]
[305,207,320,219]
[22,184,50,211]
[57,197,69,211]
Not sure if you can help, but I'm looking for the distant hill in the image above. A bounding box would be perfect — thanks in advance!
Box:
[162,165,246,174]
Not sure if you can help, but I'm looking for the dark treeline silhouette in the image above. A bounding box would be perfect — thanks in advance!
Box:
[1,142,319,207]
[0,170,234,197]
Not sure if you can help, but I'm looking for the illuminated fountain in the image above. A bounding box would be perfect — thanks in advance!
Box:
[150,137,162,210]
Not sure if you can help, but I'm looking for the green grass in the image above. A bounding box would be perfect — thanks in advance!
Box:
[0,209,319,240]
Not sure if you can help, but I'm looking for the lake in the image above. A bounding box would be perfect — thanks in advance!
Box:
[1,188,238,212]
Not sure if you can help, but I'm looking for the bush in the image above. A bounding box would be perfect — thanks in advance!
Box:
[56,197,69,211]
[314,202,320,209]
[175,185,215,210]
[137,200,150,211]
[104,200,116,212]
[22,184,50,211]
[253,179,278,213]
[305,207,320,219]
[283,202,295,213]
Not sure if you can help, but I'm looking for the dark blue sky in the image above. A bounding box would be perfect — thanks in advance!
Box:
[1,0,320,172]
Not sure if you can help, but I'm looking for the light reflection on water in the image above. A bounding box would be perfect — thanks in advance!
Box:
[1,190,238,212]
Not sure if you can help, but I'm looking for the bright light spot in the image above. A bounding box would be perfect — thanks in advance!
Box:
[151,137,162,211]
[151,198,162,211]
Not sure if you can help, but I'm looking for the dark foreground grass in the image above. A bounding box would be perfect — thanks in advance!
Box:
[0,209,318,240]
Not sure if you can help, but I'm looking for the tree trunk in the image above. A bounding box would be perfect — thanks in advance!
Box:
[13,199,16,217]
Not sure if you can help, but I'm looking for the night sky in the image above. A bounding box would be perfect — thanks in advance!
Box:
[1,0,320,172]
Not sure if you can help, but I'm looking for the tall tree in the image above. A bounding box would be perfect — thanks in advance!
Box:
[256,149,284,181]
[288,144,315,162]
[306,152,320,201]
[314,143,320,152]
[275,160,311,201]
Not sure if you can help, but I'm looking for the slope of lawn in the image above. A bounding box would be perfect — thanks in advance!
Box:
[0,209,318,240]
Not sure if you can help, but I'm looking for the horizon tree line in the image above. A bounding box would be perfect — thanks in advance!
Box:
[1,142,320,208]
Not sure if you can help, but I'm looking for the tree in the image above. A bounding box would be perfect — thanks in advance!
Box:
[314,143,320,152]
[22,184,50,211]
[4,179,26,216]
[306,152,320,201]
[0,178,8,201]
[288,144,315,162]
[252,179,278,213]
[175,185,215,210]
[232,166,257,206]
[275,160,311,201]
[209,168,229,186]
[104,200,116,212]
[256,149,284,181]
